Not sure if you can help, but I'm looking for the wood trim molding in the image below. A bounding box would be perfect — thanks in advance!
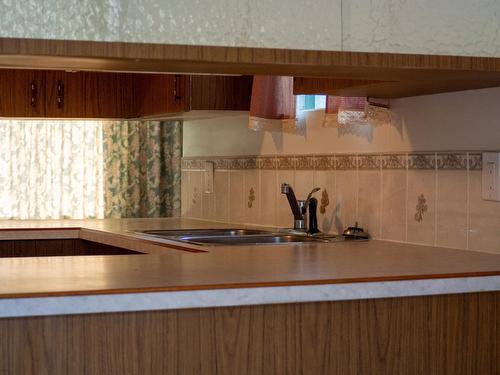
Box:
[2,37,500,97]
[0,38,500,75]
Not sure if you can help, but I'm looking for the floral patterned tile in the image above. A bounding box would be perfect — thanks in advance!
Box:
[408,153,436,170]
[241,157,258,169]
[182,152,481,170]
[182,158,204,169]
[212,158,229,169]
[335,154,357,170]
[436,153,467,169]
[358,154,381,170]
[380,154,407,169]
[314,155,335,170]
[257,156,276,170]
[468,153,482,170]
[276,156,295,170]
[295,155,315,170]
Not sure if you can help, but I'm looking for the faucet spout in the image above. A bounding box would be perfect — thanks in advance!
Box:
[280,183,302,220]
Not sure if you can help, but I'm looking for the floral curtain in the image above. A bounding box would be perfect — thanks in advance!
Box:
[103,120,182,218]
[0,120,104,219]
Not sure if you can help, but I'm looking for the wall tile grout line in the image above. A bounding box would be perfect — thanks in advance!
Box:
[258,169,262,227]
[334,154,337,234]
[200,170,204,220]
[466,152,470,250]
[242,171,246,225]
[225,171,230,222]
[228,170,232,222]
[434,152,438,247]
[405,153,409,243]
[355,154,359,221]
[273,164,280,227]
[379,154,383,239]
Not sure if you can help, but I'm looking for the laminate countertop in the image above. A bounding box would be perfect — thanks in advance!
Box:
[0,218,499,318]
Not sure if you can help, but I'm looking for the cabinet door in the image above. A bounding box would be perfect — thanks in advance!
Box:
[45,71,85,118]
[190,75,252,111]
[132,74,189,118]
[84,72,134,119]
[0,69,45,117]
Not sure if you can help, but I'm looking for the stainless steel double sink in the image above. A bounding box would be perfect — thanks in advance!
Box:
[135,228,342,246]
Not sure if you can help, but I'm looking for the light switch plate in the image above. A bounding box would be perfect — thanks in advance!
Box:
[204,161,214,194]
[482,152,500,201]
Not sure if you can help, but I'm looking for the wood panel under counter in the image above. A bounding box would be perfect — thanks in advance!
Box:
[0,293,498,375]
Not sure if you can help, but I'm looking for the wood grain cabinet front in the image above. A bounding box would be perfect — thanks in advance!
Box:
[0,69,46,117]
[132,74,252,116]
[190,75,253,111]
[0,69,252,119]
[131,73,190,118]
[85,72,135,119]
[46,71,136,119]
[44,70,86,118]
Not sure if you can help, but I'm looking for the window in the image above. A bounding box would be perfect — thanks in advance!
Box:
[0,120,104,220]
[296,95,326,112]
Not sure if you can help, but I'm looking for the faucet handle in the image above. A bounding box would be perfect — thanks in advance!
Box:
[305,187,321,204]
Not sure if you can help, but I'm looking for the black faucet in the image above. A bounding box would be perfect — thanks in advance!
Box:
[280,183,320,233]
[308,197,320,234]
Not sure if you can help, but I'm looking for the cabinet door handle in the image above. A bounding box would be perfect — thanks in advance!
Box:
[57,80,64,109]
[30,80,37,108]
[173,74,182,102]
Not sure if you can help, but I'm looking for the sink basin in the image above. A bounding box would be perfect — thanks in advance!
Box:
[141,228,271,237]
[176,234,326,245]
[134,228,337,246]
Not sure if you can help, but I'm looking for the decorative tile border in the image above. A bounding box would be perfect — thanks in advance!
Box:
[276,156,295,170]
[408,153,436,170]
[380,154,406,169]
[182,152,486,171]
[468,153,482,170]
[295,155,315,170]
[314,155,335,170]
[358,155,381,170]
[335,155,357,170]
[257,157,276,170]
[436,153,468,170]
[182,159,204,169]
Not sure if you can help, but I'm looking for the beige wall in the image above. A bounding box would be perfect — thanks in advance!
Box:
[181,154,500,254]
[183,87,500,157]
[182,87,500,254]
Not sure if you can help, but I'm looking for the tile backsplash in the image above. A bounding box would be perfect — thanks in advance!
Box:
[181,152,500,254]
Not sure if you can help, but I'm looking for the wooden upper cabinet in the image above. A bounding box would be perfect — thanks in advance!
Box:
[0,69,138,119]
[190,75,252,111]
[132,74,252,117]
[0,69,45,117]
[0,69,251,119]
[45,71,85,118]
[132,74,189,118]
[84,72,134,119]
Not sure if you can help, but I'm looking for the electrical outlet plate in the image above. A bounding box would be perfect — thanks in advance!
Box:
[482,152,500,201]
[204,161,214,194]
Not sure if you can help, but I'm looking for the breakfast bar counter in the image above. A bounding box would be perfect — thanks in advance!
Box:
[0,218,498,318]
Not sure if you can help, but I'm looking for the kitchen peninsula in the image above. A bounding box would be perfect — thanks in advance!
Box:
[0,218,498,374]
